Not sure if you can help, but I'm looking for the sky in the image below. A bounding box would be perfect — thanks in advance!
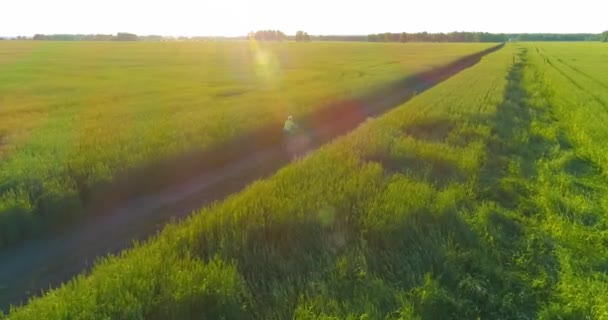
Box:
[1,0,606,37]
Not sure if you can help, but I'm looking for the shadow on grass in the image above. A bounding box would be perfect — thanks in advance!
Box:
[475,47,560,314]
[361,205,555,318]
[478,49,553,210]
[563,155,598,177]
[403,118,455,143]
[370,154,465,189]
[185,200,363,318]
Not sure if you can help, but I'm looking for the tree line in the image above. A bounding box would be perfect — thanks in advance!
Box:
[367,32,603,42]
[245,30,309,42]
[247,30,288,41]
[10,31,608,42]
[32,33,142,41]
[295,31,311,42]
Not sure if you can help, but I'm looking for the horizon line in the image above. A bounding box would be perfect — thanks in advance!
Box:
[2,31,605,38]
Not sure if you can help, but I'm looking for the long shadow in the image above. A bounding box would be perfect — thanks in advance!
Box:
[479,48,553,209]
[475,47,560,316]
[0,44,503,312]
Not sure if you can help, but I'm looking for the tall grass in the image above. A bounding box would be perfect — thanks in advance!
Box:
[6,45,526,319]
[8,43,608,319]
[0,41,494,246]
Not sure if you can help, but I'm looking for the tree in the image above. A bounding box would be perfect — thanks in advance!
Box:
[92,34,114,41]
[114,32,139,41]
[295,31,311,42]
[140,35,163,41]
[601,31,608,42]
[253,30,287,41]
[295,30,304,41]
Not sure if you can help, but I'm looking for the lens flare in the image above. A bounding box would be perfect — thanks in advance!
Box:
[248,39,281,89]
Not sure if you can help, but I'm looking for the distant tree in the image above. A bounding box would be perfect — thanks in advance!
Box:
[420,32,430,42]
[333,32,604,43]
[317,35,366,41]
[33,34,47,40]
[434,33,448,42]
[276,30,287,41]
[254,30,264,41]
[254,30,265,41]
[448,32,466,42]
[114,32,139,41]
[253,30,287,41]
[295,30,304,41]
[381,33,392,42]
[295,31,311,42]
[140,35,163,41]
[93,34,114,41]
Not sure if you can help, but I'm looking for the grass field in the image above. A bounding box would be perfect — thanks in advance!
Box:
[0,41,494,246]
[521,42,608,318]
[5,42,608,319]
[0,44,532,318]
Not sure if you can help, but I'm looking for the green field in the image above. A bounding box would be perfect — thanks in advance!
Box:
[0,41,493,246]
[0,42,491,246]
[6,42,608,319]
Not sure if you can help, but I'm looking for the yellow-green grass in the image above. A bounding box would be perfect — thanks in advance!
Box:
[5,44,520,319]
[8,42,608,319]
[533,42,608,90]
[0,41,494,246]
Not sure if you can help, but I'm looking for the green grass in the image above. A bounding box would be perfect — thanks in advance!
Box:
[519,42,608,319]
[0,41,494,246]
[6,42,608,319]
[5,44,522,319]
